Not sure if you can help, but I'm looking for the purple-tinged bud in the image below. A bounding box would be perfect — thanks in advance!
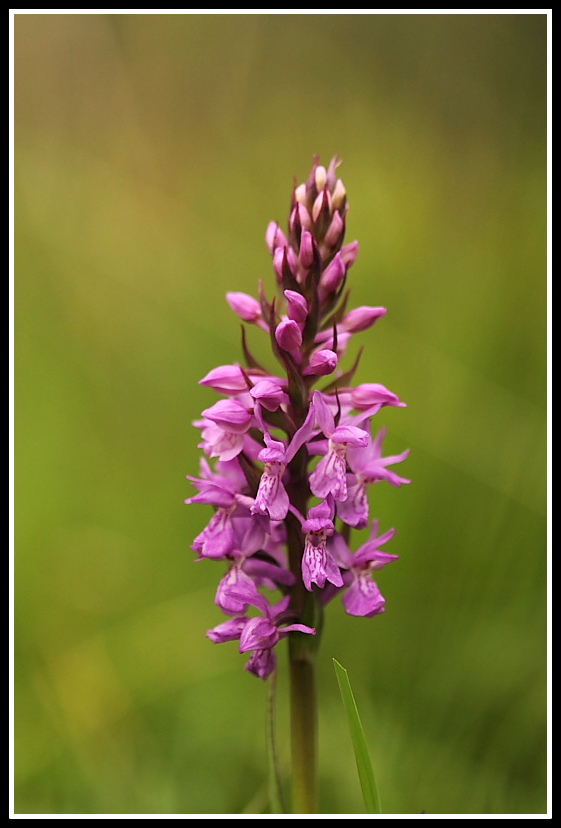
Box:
[323,211,345,249]
[275,318,303,353]
[342,306,387,333]
[249,379,289,411]
[289,202,312,237]
[273,246,298,285]
[299,230,315,270]
[312,188,331,223]
[326,156,342,192]
[305,156,321,198]
[350,383,406,410]
[202,399,252,433]
[199,364,247,396]
[287,246,299,273]
[301,499,342,591]
[226,292,262,322]
[320,252,346,294]
[303,349,338,376]
[284,289,308,323]
[294,183,308,206]
[273,247,284,282]
[265,221,288,255]
[340,240,359,268]
[315,165,327,192]
[318,331,351,356]
[330,178,347,210]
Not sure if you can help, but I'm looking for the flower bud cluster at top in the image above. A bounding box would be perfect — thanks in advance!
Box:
[186,157,410,680]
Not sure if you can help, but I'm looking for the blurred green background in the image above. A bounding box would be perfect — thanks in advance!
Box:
[14,12,548,815]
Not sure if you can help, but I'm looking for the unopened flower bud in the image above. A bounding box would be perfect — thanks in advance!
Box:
[273,246,298,284]
[249,379,289,411]
[340,240,359,268]
[199,364,248,395]
[317,331,351,356]
[299,230,315,269]
[303,349,338,376]
[293,202,313,236]
[312,188,331,223]
[275,318,303,353]
[294,183,308,206]
[326,156,342,192]
[265,222,288,255]
[330,178,347,211]
[323,211,345,249]
[342,306,387,333]
[320,252,346,294]
[284,289,308,323]
[226,292,262,322]
[315,165,327,193]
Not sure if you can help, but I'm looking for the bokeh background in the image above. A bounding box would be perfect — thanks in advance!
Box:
[14,12,548,816]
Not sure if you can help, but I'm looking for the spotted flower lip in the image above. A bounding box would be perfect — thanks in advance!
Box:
[302,522,343,591]
[308,392,369,502]
[300,500,343,591]
[251,436,289,521]
[331,520,398,617]
[187,156,409,679]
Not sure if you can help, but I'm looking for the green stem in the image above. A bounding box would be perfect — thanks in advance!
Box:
[288,635,318,814]
[284,409,321,814]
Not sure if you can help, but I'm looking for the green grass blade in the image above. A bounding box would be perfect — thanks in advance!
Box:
[333,658,382,814]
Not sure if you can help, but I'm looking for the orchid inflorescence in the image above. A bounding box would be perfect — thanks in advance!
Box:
[186,157,410,681]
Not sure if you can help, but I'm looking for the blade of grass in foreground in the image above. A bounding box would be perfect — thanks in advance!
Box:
[333,658,382,814]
